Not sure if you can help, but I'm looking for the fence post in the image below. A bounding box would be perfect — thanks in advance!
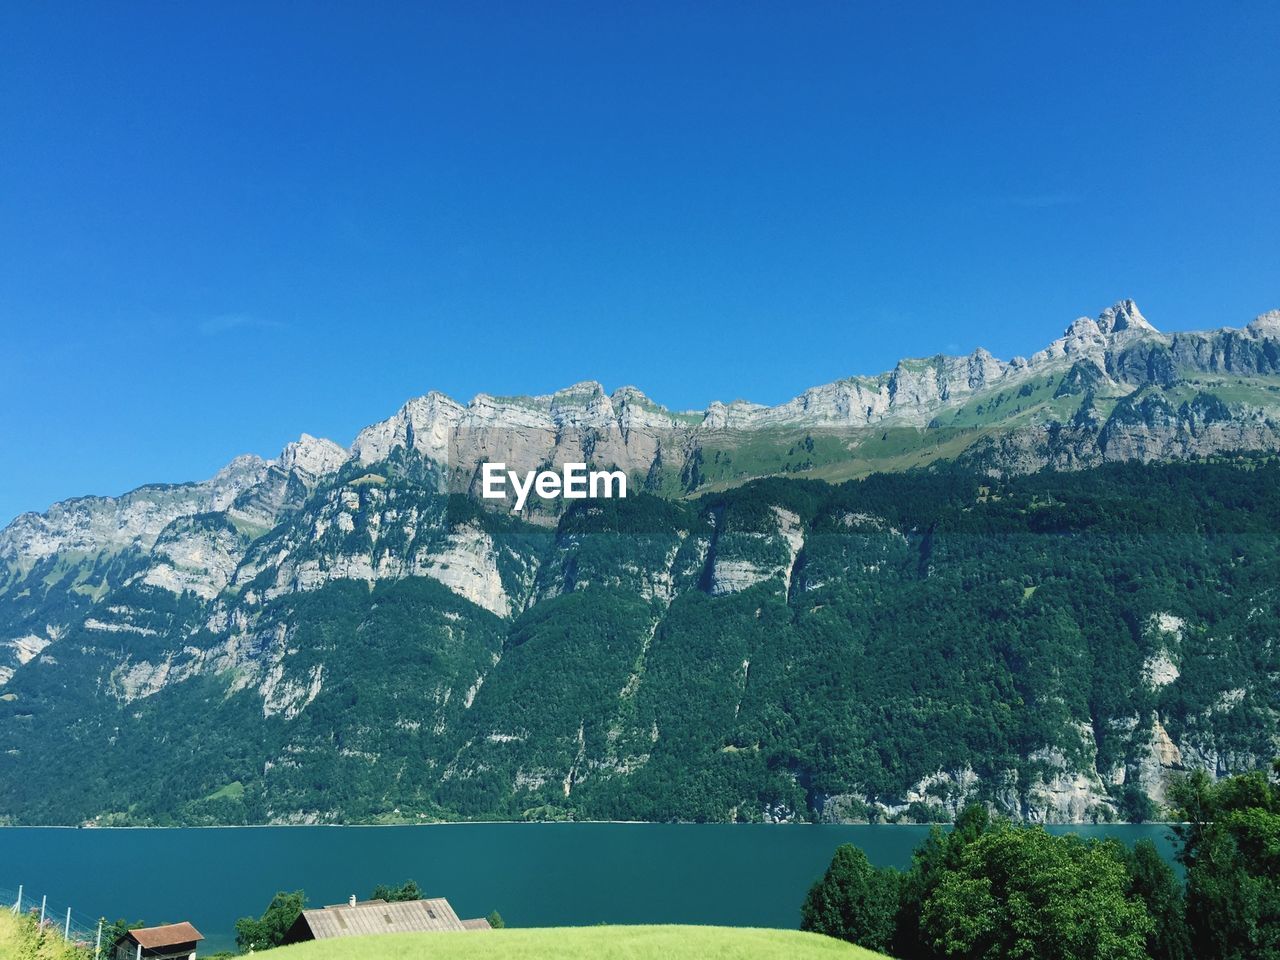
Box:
[39,894,46,927]
[65,906,72,938]
[96,919,104,960]
[12,884,20,914]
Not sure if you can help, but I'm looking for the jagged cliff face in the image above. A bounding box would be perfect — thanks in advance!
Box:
[0,436,348,686]
[2,301,1279,825]
[337,301,1280,494]
[6,300,1279,581]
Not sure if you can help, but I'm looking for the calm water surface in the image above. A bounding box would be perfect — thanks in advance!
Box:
[0,823,1178,953]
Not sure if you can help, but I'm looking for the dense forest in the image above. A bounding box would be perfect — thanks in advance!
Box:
[0,458,1277,826]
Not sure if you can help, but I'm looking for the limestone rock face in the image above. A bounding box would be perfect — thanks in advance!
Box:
[1022,723,1118,823]
[0,633,52,685]
[0,435,350,685]
[0,454,271,565]
[0,432,349,574]
[279,434,350,481]
[709,507,804,596]
[134,515,248,600]
[422,524,518,617]
[1143,651,1180,689]
[225,480,537,619]
[331,301,1280,486]
[350,382,685,497]
[1134,717,1185,808]
[1097,299,1157,336]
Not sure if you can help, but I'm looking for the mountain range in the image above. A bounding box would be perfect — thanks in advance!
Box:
[2,300,1278,826]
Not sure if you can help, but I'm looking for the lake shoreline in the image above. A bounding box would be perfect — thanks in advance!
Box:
[0,821,1181,953]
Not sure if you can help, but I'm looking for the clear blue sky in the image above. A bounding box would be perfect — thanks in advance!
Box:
[2,2,1278,523]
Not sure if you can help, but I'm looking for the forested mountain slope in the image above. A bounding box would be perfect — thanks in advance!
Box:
[1,459,1276,825]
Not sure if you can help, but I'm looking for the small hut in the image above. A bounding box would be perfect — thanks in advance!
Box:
[113,922,204,960]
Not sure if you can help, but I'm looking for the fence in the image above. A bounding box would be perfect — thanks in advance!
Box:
[3,884,107,958]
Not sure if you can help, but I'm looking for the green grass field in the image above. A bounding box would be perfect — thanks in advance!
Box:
[264,925,887,960]
[0,909,88,960]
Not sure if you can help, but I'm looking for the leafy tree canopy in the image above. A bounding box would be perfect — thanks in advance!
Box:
[800,843,900,952]
[1169,762,1280,960]
[234,890,305,952]
[920,827,1153,960]
[370,879,423,902]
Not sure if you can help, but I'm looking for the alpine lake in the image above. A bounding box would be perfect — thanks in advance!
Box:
[0,822,1181,953]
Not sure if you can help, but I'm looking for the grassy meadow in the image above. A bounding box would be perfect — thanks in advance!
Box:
[261,925,887,960]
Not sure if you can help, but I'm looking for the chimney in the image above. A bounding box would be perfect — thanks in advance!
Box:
[349,895,357,907]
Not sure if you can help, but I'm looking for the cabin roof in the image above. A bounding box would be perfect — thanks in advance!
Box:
[296,897,468,938]
[122,922,204,948]
[460,917,493,930]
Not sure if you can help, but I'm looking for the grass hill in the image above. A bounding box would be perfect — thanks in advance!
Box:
[0,909,87,960]
[263,925,887,960]
[0,913,891,960]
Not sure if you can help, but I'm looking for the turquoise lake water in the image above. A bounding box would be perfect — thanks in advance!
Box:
[0,822,1179,953]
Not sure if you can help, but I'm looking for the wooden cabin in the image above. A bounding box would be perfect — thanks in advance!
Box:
[282,897,491,943]
[112,922,204,960]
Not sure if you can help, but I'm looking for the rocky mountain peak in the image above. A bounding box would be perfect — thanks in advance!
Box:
[1063,317,1103,340]
[1060,300,1156,342]
[1246,310,1280,338]
[554,380,607,400]
[351,392,464,464]
[611,385,654,406]
[278,434,349,481]
[610,386,686,432]
[1096,299,1156,336]
[213,453,270,481]
[8,299,1280,563]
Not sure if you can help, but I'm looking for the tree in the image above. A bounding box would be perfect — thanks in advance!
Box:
[370,879,423,902]
[1169,763,1280,960]
[894,803,991,959]
[234,890,306,952]
[1119,784,1158,824]
[101,918,147,953]
[800,843,900,952]
[1124,838,1191,960]
[487,910,506,929]
[920,826,1153,960]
